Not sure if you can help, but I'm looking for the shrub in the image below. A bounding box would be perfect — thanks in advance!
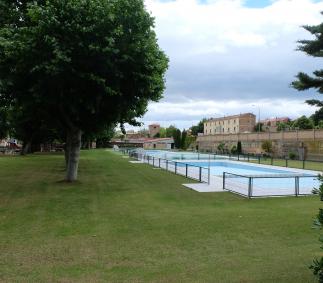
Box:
[230,145,237,154]
[289,151,296,160]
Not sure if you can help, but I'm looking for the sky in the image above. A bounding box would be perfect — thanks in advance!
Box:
[127,0,323,131]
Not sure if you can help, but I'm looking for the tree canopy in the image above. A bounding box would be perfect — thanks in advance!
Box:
[292,14,323,128]
[190,118,206,136]
[0,0,168,181]
[292,14,323,282]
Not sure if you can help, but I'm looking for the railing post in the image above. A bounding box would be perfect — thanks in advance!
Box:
[199,167,202,182]
[166,159,168,171]
[258,156,260,164]
[185,164,188,177]
[295,176,299,197]
[198,153,200,160]
[285,158,288,167]
[175,162,177,174]
[153,157,155,167]
[223,172,226,190]
[303,159,305,169]
[159,158,161,168]
[247,154,250,162]
[248,177,253,198]
[238,154,240,161]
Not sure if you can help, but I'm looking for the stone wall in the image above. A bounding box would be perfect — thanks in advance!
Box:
[197,129,323,160]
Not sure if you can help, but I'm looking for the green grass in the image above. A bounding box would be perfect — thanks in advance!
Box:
[0,150,321,282]
[249,157,323,171]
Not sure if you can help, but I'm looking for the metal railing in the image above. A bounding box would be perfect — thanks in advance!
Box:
[170,151,323,171]
[130,152,210,183]
[223,171,319,198]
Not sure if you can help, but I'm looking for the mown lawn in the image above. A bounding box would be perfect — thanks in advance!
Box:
[250,157,323,171]
[0,150,321,282]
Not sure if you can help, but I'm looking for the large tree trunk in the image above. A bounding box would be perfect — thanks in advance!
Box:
[66,129,82,182]
[21,140,32,156]
[64,133,71,168]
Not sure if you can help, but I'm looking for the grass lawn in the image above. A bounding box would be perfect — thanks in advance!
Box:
[0,150,321,282]
[249,157,323,171]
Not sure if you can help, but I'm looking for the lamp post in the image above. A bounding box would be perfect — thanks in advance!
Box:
[252,104,261,132]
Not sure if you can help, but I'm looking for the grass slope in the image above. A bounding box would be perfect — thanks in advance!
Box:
[0,150,320,282]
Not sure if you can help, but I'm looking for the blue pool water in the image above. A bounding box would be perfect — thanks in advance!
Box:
[178,161,308,176]
[139,150,321,195]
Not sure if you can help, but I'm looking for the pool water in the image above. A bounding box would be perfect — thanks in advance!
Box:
[178,161,299,176]
[139,150,321,196]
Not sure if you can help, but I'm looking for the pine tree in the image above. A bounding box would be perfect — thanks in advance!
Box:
[292,14,323,282]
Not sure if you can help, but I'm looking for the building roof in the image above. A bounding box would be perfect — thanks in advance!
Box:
[205,113,255,122]
[261,117,290,122]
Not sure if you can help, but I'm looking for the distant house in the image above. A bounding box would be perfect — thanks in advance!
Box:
[110,137,174,150]
[203,113,256,135]
[261,117,290,131]
[143,137,174,150]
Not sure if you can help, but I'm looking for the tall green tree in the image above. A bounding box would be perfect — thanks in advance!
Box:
[181,129,187,149]
[0,0,168,181]
[190,118,206,136]
[159,127,166,138]
[0,106,10,140]
[292,16,323,282]
[166,125,177,138]
[292,15,323,93]
[307,100,323,126]
[173,129,181,149]
[292,115,314,130]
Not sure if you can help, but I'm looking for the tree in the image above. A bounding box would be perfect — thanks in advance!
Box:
[159,127,166,138]
[310,177,323,283]
[173,129,181,149]
[217,142,225,153]
[181,129,187,149]
[93,125,116,148]
[0,0,168,181]
[261,140,272,155]
[277,121,291,132]
[254,122,264,132]
[190,118,206,136]
[166,125,177,138]
[0,106,10,140]
[292,14,323,282]
[292,115,314,130]
[237,141,242,154]
[307,100,323,126]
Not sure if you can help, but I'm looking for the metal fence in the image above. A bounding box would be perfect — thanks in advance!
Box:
[223,171,319,198]
[130,152,210,183]
[197,151,323,171]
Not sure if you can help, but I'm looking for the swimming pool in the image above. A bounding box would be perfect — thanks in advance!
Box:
[136,149,321,197]
[143,150,230,160]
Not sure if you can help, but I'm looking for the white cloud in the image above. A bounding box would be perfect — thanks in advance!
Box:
[146,0,323,55]
[134,0,323,130]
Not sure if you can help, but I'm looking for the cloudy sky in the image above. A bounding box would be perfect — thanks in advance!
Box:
[129,0,323,130]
